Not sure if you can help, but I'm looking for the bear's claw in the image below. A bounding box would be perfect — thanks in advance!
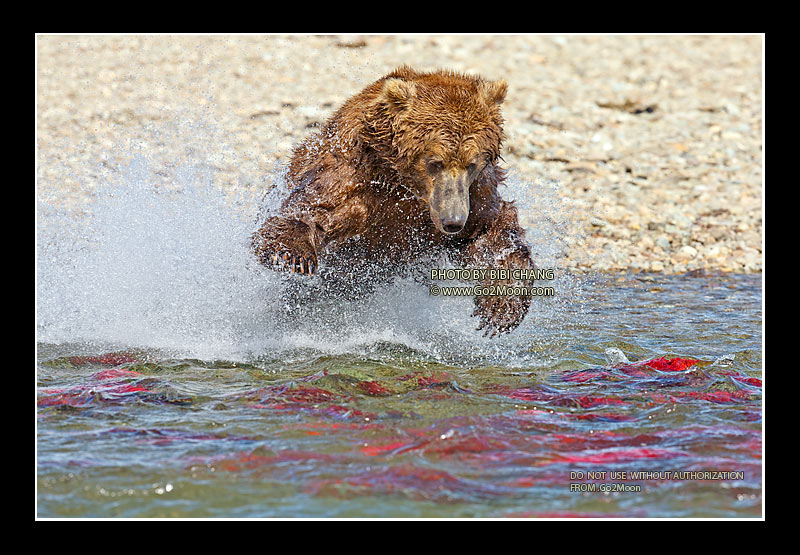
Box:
[472,291,529,338]
[270,251,316,276]
[476,319,508,338]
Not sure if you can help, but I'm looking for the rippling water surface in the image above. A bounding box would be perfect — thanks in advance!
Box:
[36,272,762,518]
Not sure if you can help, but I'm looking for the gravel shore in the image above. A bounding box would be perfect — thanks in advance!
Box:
[36,34,763,274]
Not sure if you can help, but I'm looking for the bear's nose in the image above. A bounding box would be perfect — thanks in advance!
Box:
[442,218,466,234]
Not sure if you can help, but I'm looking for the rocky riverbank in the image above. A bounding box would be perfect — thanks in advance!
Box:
[36,34,763,274]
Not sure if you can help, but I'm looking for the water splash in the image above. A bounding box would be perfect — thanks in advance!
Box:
[37,154,269,357]
[37,121,585,364]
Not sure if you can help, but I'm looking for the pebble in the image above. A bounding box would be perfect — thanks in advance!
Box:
[678,245,698,260]
[656,237,672,251]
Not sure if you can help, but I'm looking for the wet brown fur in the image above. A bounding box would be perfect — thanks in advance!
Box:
[252,66,535,335]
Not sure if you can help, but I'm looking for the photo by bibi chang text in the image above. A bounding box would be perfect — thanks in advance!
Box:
[429,268,555,282]
[429,267,556,297]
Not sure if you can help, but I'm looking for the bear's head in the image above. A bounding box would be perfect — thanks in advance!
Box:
[364,68,507,235]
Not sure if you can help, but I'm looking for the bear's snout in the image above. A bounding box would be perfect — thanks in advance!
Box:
[430,169,470,235]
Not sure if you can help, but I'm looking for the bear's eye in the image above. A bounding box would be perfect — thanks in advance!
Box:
[426,160,444,174]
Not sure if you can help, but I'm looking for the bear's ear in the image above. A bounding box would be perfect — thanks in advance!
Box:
[379,78,416,111]
[480,79,508,106]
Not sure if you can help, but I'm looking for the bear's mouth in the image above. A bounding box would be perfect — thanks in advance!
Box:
[438,219,466,234]
[429,207,467,235]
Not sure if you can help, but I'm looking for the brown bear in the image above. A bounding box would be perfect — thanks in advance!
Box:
[252,66,536,336]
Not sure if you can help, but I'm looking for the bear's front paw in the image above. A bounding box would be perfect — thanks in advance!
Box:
[268,251,317,276]
[472,291,531,338]
[252,218,320,277]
